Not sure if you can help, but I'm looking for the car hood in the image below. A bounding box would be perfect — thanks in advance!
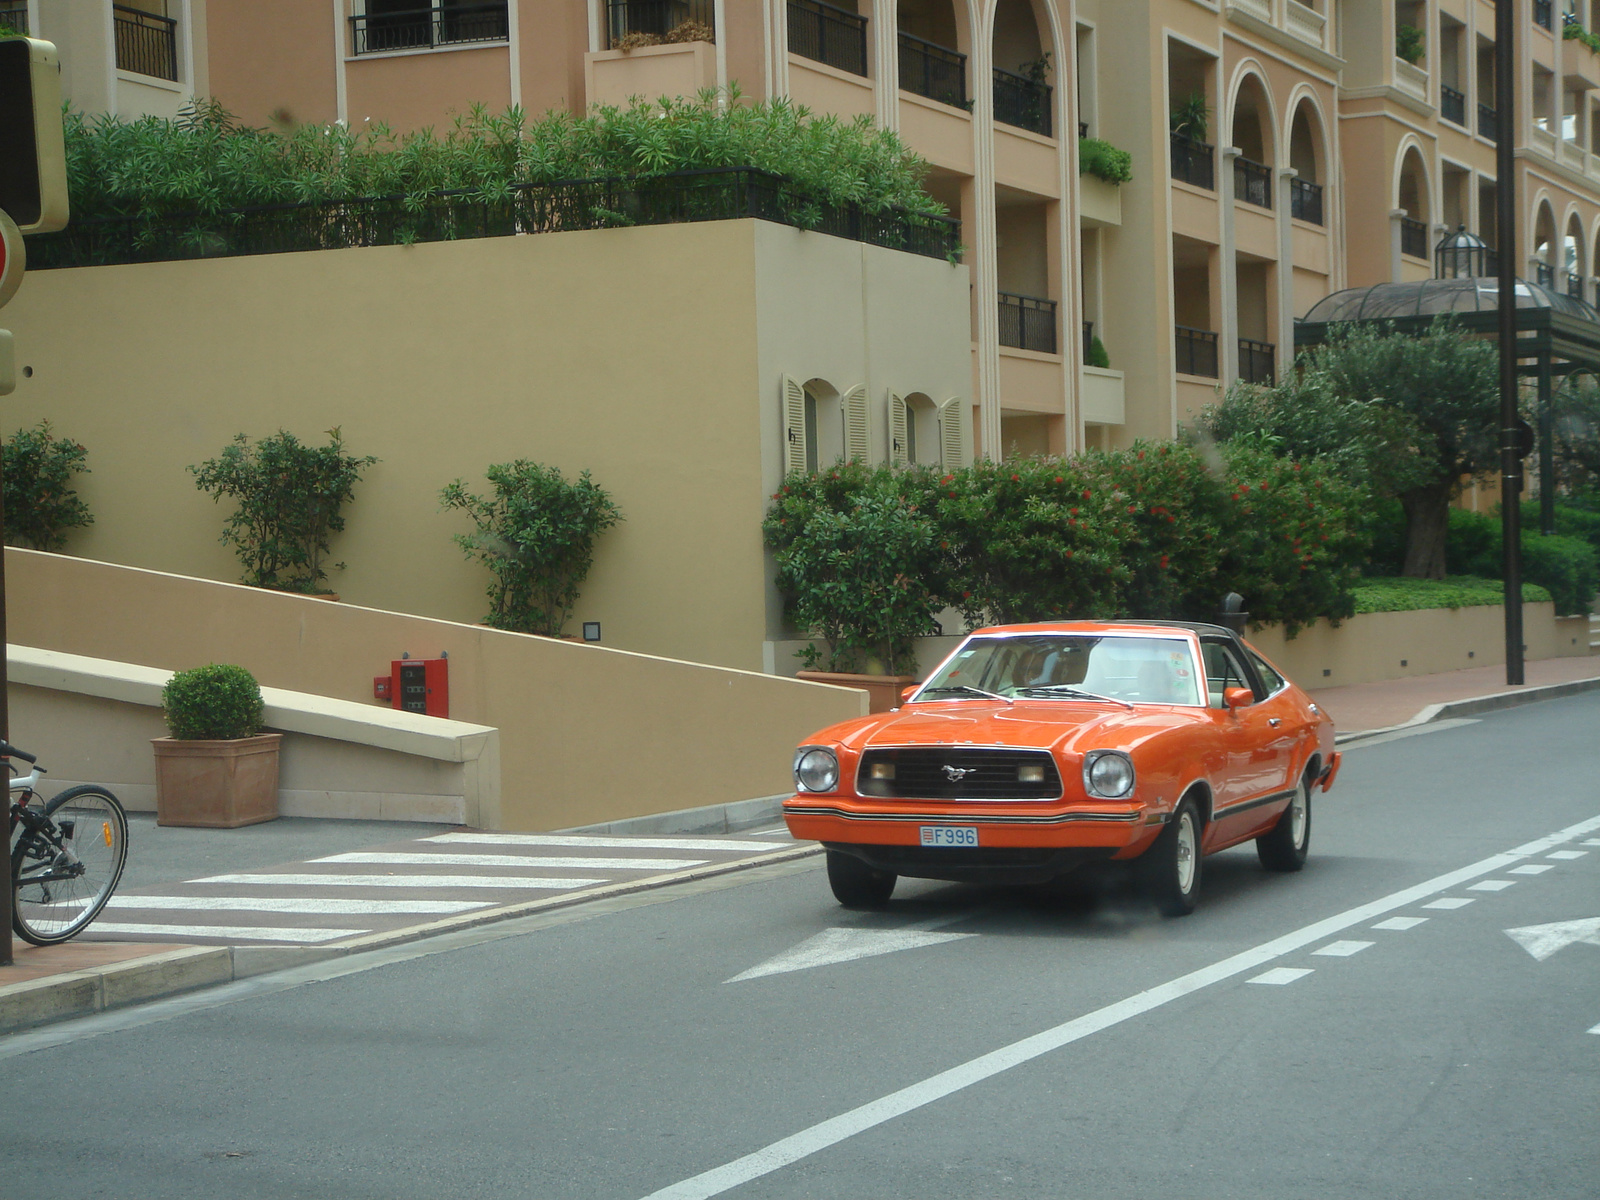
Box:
[830,701,1200,757]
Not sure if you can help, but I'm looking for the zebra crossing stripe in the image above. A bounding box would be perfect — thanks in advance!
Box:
[313,853,707,870]
[90,922,363,943]
[191,873,609,890]
[421,833,787,853]
[106,896,493,915]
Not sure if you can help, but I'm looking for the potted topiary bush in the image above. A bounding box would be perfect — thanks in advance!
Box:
[152,664,282,827]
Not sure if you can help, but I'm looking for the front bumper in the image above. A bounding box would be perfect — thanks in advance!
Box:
[825,841,1117,886]
[784,796,1153,857]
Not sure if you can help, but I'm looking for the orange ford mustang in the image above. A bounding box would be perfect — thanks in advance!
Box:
[783,620,1340,916]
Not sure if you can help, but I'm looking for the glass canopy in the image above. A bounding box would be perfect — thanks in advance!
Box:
[1301,278,1600,324]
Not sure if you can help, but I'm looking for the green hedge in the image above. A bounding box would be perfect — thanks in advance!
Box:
[1352,575,1551,615]
[1078,138,1132,185]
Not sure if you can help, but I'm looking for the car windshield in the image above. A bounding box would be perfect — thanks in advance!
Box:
[917,634,1204,706]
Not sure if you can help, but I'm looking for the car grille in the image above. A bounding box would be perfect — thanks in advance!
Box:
[855,748,1063,800]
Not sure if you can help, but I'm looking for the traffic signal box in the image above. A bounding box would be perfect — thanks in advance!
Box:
[374,658,449,718]
[0,36,69,235]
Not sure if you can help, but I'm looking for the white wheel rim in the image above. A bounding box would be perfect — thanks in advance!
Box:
[1175,813,1197,893]
[1291,786,1309,848]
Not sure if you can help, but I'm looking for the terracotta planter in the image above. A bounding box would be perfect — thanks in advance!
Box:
[152,733,283,828]
[796,671,918,714]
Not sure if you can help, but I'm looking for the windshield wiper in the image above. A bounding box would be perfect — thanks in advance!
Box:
[1014,685,1135,710]
[917,684,1014,705]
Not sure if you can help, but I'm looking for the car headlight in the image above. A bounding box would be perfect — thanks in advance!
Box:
[1083,750,1135,799]
[794,747,840,793]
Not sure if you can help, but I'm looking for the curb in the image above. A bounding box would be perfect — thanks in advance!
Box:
[1334,674,1600,744]
[559,794,789,837]
[0,842,823,1036]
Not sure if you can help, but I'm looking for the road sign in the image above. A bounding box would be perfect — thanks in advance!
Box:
[0,36,69,235]
[0,206,23,309]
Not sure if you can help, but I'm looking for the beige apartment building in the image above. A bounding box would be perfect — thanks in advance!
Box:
[15,0,1600,457]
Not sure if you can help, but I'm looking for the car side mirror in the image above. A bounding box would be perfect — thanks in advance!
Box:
[1223,686,1255,710]
[901,685,919,703]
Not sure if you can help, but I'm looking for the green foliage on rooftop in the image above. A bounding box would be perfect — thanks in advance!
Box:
[1079,137,1132,185]
[1351,575,1551,615]
[58,86,945,225]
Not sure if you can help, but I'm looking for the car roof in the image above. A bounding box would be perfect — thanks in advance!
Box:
[967,620,1239,640]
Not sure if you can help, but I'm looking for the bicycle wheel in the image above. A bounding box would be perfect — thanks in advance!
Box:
[12,785,129,946]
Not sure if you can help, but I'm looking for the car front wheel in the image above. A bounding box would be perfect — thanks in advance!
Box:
[1140,797,1202,917]
[1256,771,1312,872]
[826,850,896,909]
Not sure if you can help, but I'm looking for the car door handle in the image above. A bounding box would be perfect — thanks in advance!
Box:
[1268,718,1281,727]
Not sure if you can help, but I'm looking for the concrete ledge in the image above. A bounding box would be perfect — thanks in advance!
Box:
[561,794,789,836]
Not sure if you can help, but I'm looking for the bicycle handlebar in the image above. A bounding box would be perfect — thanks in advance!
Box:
[0,740,38,764]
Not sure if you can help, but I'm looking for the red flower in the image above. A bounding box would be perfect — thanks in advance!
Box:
[962,591,972,599]
[1127,505,1137,514]
[1083,490,1092,500]
[1137,450,1145,460]
[1011,474,1020,482]
[1066,549,1074,558]
[942,474,954,484]
[1239,483,1251,492]
[1159,555,1169,569]
[948,491,957,498]
[1054,476,1063,484]
[1070,507,1079,516]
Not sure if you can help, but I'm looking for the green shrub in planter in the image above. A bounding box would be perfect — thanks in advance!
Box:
[162,664,265,741]
[3,420,94,551]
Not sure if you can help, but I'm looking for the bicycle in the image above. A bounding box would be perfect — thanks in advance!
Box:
[6,739,129,946]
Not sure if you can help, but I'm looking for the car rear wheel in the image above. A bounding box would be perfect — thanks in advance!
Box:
[826,850,896,909]
[1140,797,1202,917]
[1256,771,1312,872]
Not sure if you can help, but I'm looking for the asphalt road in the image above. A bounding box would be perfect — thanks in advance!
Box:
[2,695,1598,1200]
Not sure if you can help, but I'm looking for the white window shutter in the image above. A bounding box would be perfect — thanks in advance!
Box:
[843,384,870,463]
[888,392,908,466]
[782,375,807,475]
[938,397,970,470]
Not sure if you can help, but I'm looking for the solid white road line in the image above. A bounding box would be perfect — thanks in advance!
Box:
[1423,897,1475,910]
[636,811,1600,1200]
[1249,967,1314,985]
[90,923,363,943]
[1312,940,1373,957]
[1468,880,1517,892]
[190,873,609,890]
[106,896,492,915]
[1372,917,1428,931]
[421,833,785,853]
[312,853,706,870]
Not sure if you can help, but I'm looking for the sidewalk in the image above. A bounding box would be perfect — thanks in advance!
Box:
[6,654,1598,1035]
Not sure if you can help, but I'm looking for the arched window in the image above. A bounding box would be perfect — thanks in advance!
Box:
[992,0,1052,136]
[1288,98,1326,224]
[1397,147,1431,261]
[1230,74,1274,208]
[898,0,967,108]
[803,378,843,472]
[1533,201,1558,286]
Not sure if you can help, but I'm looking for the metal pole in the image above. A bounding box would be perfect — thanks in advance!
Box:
[0,429,10,967]
[1496,0,1524,686]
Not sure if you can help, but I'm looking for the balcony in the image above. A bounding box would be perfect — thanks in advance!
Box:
[993,67,1051,137]
[1536,0,1553,31]
[1400,216,1428,260]
[899,31,967,108]
[787,0,867,77]
[113,4,178,81]
[998,292,1057,353]
[1479,102,1498,140]
[1536,261,1556,287]
[604,0,709,49]
[1567,271,1585,300]
[351,2,510,55]
[1290,178,1324,225]
[1285,0,1328,51]
[0,1,29,35]
[1441,84,1466,127]
[1234,156,1272,209]
[1238,338,1275,386]
[1171,134,1215,190]
[1175,326,1219,378]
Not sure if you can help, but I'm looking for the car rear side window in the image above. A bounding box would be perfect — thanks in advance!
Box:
[1249,651,1286,696]
[1202,642,1251,707]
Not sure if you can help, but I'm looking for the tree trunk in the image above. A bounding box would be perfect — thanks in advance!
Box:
[1399,483,1452,579]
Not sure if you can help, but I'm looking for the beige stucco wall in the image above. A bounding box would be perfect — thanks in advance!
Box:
[5,550,866,830]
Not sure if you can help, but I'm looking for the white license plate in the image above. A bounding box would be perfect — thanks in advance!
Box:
[920,825,978,848]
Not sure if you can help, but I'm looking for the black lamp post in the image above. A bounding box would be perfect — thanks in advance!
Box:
[1495,0,1523,687]
[1435,224,1490,279]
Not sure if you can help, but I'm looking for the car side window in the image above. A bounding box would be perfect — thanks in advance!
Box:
[1249,651,1286,696]
[1202,642,1250,708]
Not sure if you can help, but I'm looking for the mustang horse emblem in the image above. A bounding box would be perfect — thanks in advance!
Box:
[942,764,975,782]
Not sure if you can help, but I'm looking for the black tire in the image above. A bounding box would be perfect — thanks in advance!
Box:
[826,850,896,909]
[1257,772,1312,873]
[12,785,129,946]
[1139,796,1202,917]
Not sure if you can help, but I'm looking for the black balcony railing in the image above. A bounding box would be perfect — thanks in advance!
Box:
[1478,102,1498,140]
[25,168,962,271]
[1486,247,1500,275]
[604,0,712,48]
[1079,120,1089,138]
[1567,271,1585,300]
[1441,83,1466,126]
[1536,261,1556,287]
[1238,338,1275,386]
[1234,156,1272,208]
[993,66,1051,136]
[1083,320,1096,358]
[787,0,866,76]
[351,2,510,54]
[998,292,1057,353]
[899,30,967,108]
[1175,326,1219,378]
[0,0,29,35]
[113,4,178,81]
[1535,0,1553,30]
[1400,216,1429,259]
[1290,178,1324,225]
[1171,134,1215,190]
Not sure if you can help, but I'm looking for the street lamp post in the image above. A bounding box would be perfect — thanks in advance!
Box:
[1495,0,1523,686]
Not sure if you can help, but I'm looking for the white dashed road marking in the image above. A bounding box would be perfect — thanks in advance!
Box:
[1372,916,1429,931]
[1423,897,1475,910]
[1546,850,1588,860]
[91,923,363,943]
[105,895,492,916]
[1508,863,1556,875]
[193,873,608,890]
[1311,940,1373,957]
[1249,967,1315,985]
[1468,879,1517,892]
[312,853,709,870]
[419,833,785,853]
